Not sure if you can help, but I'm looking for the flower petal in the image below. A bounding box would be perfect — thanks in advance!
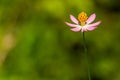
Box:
[70,14,79,24]
[81,27,87,32]
[86,13,96,24]
[86,21,101,31]
[65,22,78,27]
[71,26,81,32]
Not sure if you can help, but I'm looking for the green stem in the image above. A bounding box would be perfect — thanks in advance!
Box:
[82,32,91,80]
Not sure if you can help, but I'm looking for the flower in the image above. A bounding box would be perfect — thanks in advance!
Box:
[65,12,101,32]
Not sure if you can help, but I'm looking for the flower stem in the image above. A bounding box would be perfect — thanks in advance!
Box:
[82,32,91,80]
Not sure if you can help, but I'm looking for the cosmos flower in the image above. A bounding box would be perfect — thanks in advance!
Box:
[65,12,101,32]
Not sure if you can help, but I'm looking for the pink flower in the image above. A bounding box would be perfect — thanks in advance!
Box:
[65,12,101,32]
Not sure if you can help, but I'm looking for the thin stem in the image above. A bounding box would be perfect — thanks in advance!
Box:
[82,32,91,80]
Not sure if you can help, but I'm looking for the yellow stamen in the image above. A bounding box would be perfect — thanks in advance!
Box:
[78,12,88,26]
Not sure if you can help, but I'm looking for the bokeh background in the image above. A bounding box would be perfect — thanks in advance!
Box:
[0,0,120,80]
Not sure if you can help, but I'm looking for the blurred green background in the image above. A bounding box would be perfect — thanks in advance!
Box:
[0,0,120,80]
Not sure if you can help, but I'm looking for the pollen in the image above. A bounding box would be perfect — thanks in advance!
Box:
[78,12,88,23]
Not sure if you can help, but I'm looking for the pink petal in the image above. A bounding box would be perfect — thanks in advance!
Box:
[71,27,81,32]
[81,27,87,32]
[86,21,101,31]
[86,13,96,24]
[65,22,78,27]
[70,14,79,24]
